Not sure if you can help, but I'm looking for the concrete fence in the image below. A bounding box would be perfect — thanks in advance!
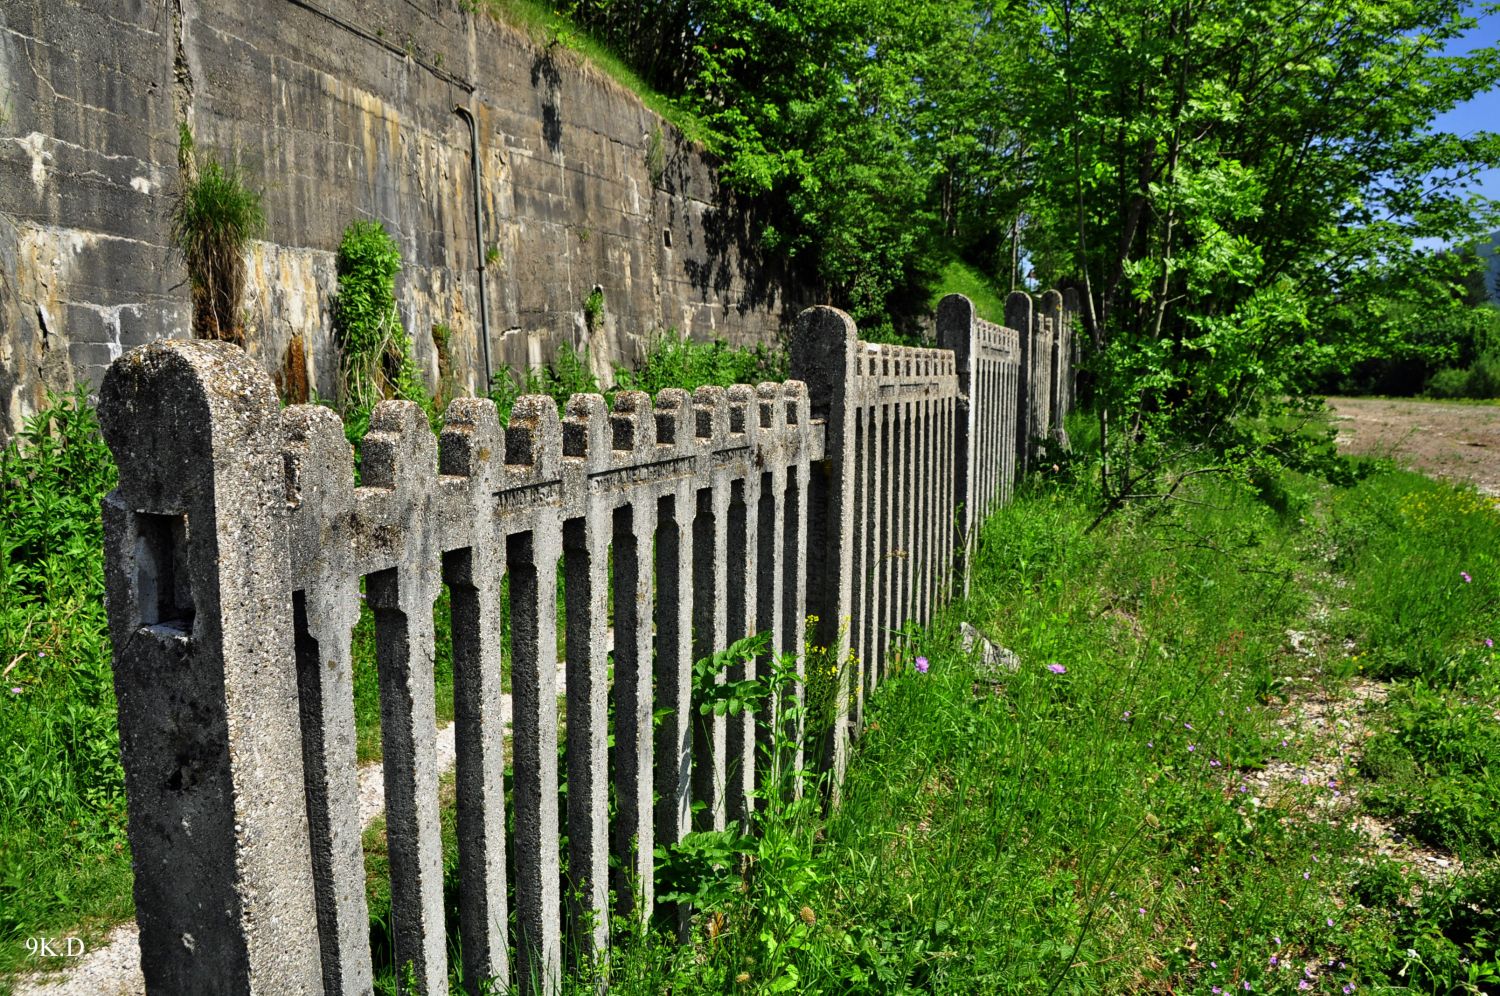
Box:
[95,293,1077,996]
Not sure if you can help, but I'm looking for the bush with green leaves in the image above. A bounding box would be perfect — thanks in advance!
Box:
[1426,349,1500,399]
[331,220,436,448]
[613,328,786,397]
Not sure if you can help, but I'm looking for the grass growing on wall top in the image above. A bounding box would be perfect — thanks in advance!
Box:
[468,0,711,149]
[614,328,787,396]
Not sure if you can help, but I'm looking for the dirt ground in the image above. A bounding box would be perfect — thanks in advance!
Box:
[1324,397,1500,495]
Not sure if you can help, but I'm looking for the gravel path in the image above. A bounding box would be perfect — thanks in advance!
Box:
[1325,397,1500,495]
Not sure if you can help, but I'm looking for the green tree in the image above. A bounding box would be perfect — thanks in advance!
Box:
[1005,0,1500,505]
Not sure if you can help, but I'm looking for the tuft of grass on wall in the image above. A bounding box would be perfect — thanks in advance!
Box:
[331,219,440,457]
[169,130,265,347]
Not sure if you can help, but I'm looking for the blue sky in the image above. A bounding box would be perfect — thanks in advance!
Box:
[1433,4,1500,212]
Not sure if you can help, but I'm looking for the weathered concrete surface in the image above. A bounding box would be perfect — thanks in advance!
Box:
[0,0,803,438]
[98,339,323,994]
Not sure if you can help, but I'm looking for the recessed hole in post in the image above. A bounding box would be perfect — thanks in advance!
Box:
[134,512,194,632]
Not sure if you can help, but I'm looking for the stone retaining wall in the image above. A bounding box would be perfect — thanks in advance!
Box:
[0,0,803,438]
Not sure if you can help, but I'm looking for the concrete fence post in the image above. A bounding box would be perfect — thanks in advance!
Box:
[1006,291,1034,477]
[437,397,512,996]
[689,386,731,832]
[362,401,450,995]
[1038,289,1064,454]
[608,391,658,923]
[283,404,374,996]
[937,294,977,598]
[98,339,323,995]
[789,305,858,795]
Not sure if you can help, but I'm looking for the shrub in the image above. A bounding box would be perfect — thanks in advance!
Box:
[1426,366,1471,398]
[331,220,436,449]
[613,329,786,397]
[1424,349,1500,399]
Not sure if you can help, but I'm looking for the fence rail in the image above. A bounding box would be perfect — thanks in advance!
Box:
[96,294,1077,995]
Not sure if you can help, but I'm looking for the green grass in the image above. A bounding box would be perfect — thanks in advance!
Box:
[591,441,1500,993]
[613,328,787,397]
[930,257,1012,326]
[0,394,132,983]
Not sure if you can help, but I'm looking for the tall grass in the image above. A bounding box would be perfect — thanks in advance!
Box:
[0,393,131,978]
[169,128,265,346]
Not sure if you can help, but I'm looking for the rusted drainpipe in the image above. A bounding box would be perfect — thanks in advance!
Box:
[454,104,493,393]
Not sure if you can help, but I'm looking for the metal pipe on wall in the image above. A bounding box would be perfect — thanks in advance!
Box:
[454,104,493,393]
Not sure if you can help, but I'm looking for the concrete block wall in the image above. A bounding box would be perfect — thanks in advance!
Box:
[96,292,1072,995]
[0,0,806,439]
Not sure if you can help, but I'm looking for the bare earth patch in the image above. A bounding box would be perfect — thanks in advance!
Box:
[1326,397,1500,495]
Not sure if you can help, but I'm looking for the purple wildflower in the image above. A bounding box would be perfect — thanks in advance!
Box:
[915,656,929,673]
[1462,571,1472,583]
[1046,663,1067,674]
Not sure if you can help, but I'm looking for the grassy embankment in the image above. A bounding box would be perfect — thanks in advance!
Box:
[573,421,1500,995]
